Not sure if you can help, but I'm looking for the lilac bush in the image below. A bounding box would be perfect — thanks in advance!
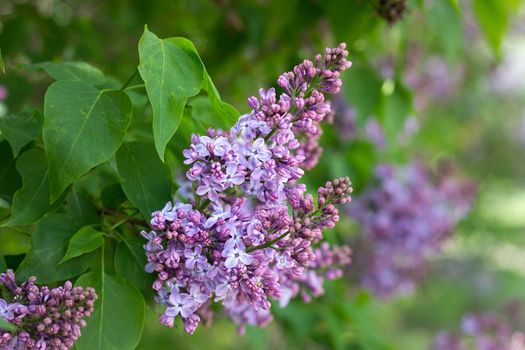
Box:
[350,162,476,298]
[431,311,525,350]
[141,44,353,334]
[0,270,97,350]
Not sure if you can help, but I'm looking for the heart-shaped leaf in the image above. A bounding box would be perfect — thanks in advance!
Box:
[60,226,104,264]
[43,80,132,201]
[138,27,204,160]
[75,271,145,350]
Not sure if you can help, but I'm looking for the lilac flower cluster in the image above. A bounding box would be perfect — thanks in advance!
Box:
[0,270,96,350]
[349,162,476,298]
[431,311,525,350]
[142,44,353,334]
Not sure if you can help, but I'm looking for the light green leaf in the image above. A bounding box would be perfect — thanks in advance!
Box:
[427,0,463,60]
[116,141,172,219]
[138,27,204,160]
[5,148,63,226]
[115,237,154,297]
[66,188,100,226]
[16,214,95,283]
[0,141,22,203]
[43,80,132,201]
[0,318,15,332]
[33,61,105,85]
[0,109,43,157]
[202,71,239,128]
[75,272,145,350]
[342,65,383,126]
[472,0,520,57]
[60,226,104,264]
[0,226,30,255]
[380,81,412,145]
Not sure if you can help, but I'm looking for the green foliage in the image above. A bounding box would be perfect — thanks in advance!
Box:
[0,109,42,157]
[138,27,204,160]
[60,226,105,264]
[114,237,155,297]
[16,214,95,283]
[0,142,22,203]
[75,271,146,350]
[5,149,64,225]
[43,80,132,201]
[116,141,172,219]
[33,61,106,85]
[472,0,521,57]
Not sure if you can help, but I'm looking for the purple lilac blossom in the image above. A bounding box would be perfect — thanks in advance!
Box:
[349,161,476,299]
[142,44,353,334]
[431,309,525,350]
[0,270,96,350]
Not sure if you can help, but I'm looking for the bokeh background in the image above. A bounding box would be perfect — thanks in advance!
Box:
[1,0,525,349]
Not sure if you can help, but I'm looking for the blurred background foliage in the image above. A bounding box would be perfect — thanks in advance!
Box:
[1,0,525,349]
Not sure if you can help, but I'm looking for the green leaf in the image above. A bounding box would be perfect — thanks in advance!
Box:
[342,65,383,126]
[0,48,5,74]
[114,237,154,297]
[101,183,126,209]
[0,255,6,271]
[427,0,463,60]
[472,0,520,57]
[0,318,15,332]
[116,141,172,219]
[380,81,412,145]
[33,61,105,85]
[0,141,22,203]
[16,214,95,283]
[75,272,145,350]
[66,188,100,226]
[0,109,43,157]
[60,226,104,264]
[202,71,239,128]
[43,80,132,201]
[0,226,31,255]
[138,27,204,160]
[5,148,63,226]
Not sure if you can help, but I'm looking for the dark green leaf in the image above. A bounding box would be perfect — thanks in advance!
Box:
[138,27,204,160]
[16,214,95,283]
[60,226,104,264]
[66,188,100,226]
[0,48,4,74]
[43,80,132,201]
[33,61,105,85]
[75,272,145,350]
[101,183,126,209]
[0,142,22,203]
[0,255,6,271]
[116,141,172,219]
[5,148,63,226]
[0,226,30,255]
[0,109,43,157]
[115,237,154,297]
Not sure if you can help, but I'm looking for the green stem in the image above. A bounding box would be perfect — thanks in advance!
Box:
[123,84,145,92]
[247,230,290,253]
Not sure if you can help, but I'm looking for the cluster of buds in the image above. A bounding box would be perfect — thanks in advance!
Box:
[142,44,353,334]
[0,270,97,349]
